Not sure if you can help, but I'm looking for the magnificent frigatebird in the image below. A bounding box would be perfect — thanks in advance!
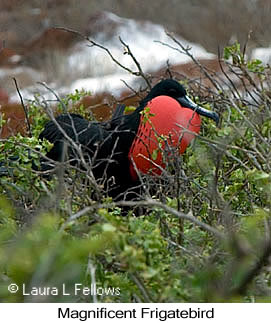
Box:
[39,79,219,200]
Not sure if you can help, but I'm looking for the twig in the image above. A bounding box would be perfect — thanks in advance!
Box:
[64,199,225,239]
[217,49,241,101]
[37,81,67,113]
[119,36,152,89]
[86,256,98,303]
[165,59,173,79]
[13,78,32,137]
[120,79,147,98]
[129,272,153,302]
[231,238,271,296]
[38,105,102,195]
[123,198,226,240]
[155,31,221,92]
[53,27,151,88]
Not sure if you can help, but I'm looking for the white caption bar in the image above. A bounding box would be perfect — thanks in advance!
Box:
[0,303,269,323]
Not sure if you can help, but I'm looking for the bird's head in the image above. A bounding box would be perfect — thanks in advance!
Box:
[143,79,219,125]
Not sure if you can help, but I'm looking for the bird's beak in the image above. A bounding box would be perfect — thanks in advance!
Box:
[177,95,219,125]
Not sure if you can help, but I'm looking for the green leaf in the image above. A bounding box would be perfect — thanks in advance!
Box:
[151,148,159,161]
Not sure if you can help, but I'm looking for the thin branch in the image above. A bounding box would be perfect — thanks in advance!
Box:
[53,27,150,88]
[155,31,221,92]
[119,36,152,89]
[37,81,67,113]
[63,199,225,240]
[231,238,271,296]
[119,198,226,240]
[129,272,153,302]
[86,256,98,303]
[13,78,32,137]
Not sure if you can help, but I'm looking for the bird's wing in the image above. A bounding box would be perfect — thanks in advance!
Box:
[39,114,90,143]
[39,113,113,163]
[111,104,126,120]
[103,104,127,131]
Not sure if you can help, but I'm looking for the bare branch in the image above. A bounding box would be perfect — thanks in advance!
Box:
[37,81,67,113]
[13,78,32,137]
[129,272,153,302]
[119,36,152,89]
[231,238,271,296]
[155,31,221,92]
[53,27,151,88]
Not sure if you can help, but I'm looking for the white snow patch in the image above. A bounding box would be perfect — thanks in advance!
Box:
[69,73,136,96]
[68,12,215,80]
[9,11,216,102]
[251,47,271,64]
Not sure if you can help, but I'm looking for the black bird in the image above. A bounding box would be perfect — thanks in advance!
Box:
[39,79,219,200]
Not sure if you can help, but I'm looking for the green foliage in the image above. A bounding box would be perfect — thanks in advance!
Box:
[224,42,265,73]
[224,42,245,65]
[140,106,155,124]
[0,198,224,302]
[65,89,94,120]
[124,106,136,113]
